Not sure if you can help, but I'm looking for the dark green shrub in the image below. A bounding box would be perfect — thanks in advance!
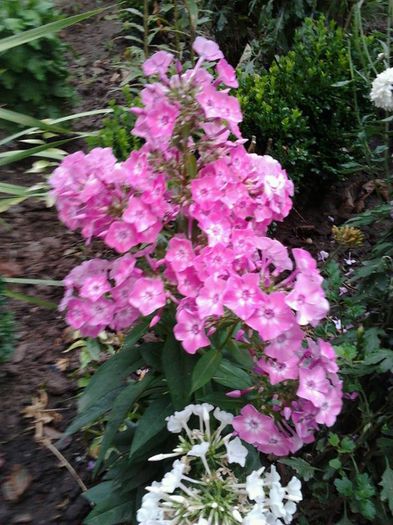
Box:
[0,0,74,122]
[238,16,366,192]
[87,87,140,161]
[0,278,14,364]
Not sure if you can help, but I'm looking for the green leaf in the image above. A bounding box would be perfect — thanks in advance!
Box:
[0,196,28,212]
[0,8,108,53]
[328,433,340,447]
[129,396,173,459]
[162,333,194,409]
[329,458,342,470]
[0,108,70,134]
[279,457,316,481]
[380,464,393,514]
[95,374,155,472]
[83,494,132,525]
[4,289,57,309]
[335,476,353,497]
[66,319,152,434]
[0,138,75,166]
[191,347,222,393]
[213,359,253,390]
[83,481,114,504]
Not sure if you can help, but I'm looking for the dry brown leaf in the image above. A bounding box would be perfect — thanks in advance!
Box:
[55,357,70,372]
[2,465,32,502]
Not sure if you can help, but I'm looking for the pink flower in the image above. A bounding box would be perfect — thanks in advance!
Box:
[129,277,166,316]
[315,387,343,426]
[256,356,299,385]
[216,58,238,88]
[80,275,111,302]
[123,196,157,233]
[265,325,304,362]
[223,274,261,320]
[232,404,275,445]
[198,211,231,246]
[65,298,91,329]
[176,267,202,298]
[256,428,292,456]
[297,366,331,408]
[285,275,329,326]
[143,50,174,77]
[165,236,195,273]
[192,36,223,61]
[196,276,226,318]
[88,298,115,326]
[174,308,210,354]
[246,292,295,340]
[105,221,138,253]
[110,254,137,286]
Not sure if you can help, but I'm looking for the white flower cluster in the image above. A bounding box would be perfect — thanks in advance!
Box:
[370,67,393,111]
[137,404,302,525]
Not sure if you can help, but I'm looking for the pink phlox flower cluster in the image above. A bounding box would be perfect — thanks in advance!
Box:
[233,338,342,456]
[50,146,171,251]
[61,255,166,336]
[51,36,342,456]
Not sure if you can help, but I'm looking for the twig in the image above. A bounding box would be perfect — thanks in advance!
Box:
[42,438,88,492]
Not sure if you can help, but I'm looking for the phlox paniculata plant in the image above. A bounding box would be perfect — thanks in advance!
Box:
[50,37,343,457]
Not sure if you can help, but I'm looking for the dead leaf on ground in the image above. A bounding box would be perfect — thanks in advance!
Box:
[2,464,32,502]
[22,389,62,442]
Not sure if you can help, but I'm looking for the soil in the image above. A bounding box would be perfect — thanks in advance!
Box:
[0,1,123,523]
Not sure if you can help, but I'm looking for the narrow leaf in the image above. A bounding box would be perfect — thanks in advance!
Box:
[162,334,194,409]
[0,108,70,134]
[0,8,108,53]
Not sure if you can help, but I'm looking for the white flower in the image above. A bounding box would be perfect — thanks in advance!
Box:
[242,504,268,525]
[166,406,193,433]
[344,253,356,266]
[246,468,266,501]
[188,441,210,458]
[268,482,286,518]
[160,460,186,493]
[332,317,342,331]
[213,407,234,426]
[370,67,393,110]
[263,465,281,486]
[285,477,302,502]
[225,437,248,467]
[317,250,329,262]
[137,482,163,522]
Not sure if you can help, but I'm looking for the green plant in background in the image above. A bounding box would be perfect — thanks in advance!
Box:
[286,194,393,524]
[87,86,141,161]
[0,0,76,126]
[238,16,368,193]
[0,278,14,363]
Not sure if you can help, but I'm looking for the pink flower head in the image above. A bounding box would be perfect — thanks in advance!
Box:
[198,211,231,246]
[123,196,157,233]
[285,274,329,326]
[174,308,210,354]
[165,236,195,273]
[143,50,174,77]
[223,273,261,320]
[216,58,238,88]
[196,276,226,318]
[246,292,295,341]
[232,404,275,445]
[80,275,111,302]
[256,427,292,456]
[105,221,137,253]
[65,298,91,329]
[176,267,202,298]
[129,277,166,316]
[292,248,317,273]
[192,36,223,61]
[297,366,331,408]
[256,356,299,385]
[265,325,304,362]
[315,386,343,427]
[110,254,137,286]
[88,298,115,326]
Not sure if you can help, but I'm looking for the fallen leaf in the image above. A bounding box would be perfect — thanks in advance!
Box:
[2,465,32,502]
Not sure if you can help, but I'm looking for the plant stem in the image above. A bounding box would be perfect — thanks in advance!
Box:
[143,0,149,59]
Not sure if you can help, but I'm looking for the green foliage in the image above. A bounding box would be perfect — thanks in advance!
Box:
[0,278,14,363]
[292,199,393,523]
[0,0,74,124]
[87,87,140,161]
[238,16,366,192]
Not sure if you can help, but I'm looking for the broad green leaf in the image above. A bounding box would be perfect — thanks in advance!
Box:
[129,396,173,459]
[279,457,316,482]
[162,334,194,409]
[67,319,153,434]
[213,359,253,390]
[225,339,253,368]
[84,481,114,504]
[95,374,155,472]
[335,476,353,497]
[83,495,131,525]
[380,464,393,514]
[191,347,222,393]
[0,8,107,53]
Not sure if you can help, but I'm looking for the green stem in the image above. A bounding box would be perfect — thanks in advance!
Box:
[173,0,181,57]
